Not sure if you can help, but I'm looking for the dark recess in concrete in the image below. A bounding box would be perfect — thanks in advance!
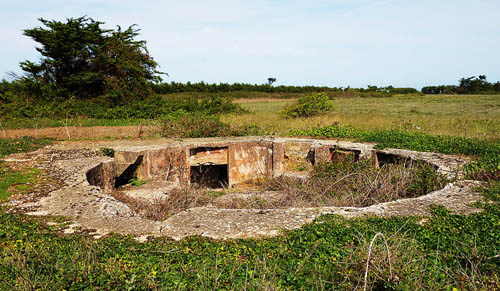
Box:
[376,151,411,167]
[190,164,228,188]
[330,148,361,162]
[115,155,144,187]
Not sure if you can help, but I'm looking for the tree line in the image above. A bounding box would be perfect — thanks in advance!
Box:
[152,82,336,94]
[0,16,422,109]
[152,82,419,94]
[422,75,500,94]
[4,15,499,122]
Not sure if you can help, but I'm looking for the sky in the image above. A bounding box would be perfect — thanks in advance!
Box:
[1,0,499,89]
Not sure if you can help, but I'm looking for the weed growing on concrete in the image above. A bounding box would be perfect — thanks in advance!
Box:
[257,157,447,208]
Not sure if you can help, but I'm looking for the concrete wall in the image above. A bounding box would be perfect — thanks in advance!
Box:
[228,141,273,185]
[86,138,408,191]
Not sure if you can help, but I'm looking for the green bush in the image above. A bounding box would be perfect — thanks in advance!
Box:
[199,95,245,115]
[406,162,448,197]
[161,113,262,138]
[101,148,115,157]
[0,94,244,120]
[281,92,333,118]
[161,114,230,138]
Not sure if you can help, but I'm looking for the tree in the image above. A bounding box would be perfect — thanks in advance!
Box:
[20,16,164,105]
[267,77,276,86]
[457,75,491,94]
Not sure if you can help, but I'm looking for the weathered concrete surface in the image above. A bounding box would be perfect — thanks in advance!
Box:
[375,148,472,179]
[160,180,482,240]
[228,141,273,185]
[2,137,482,240]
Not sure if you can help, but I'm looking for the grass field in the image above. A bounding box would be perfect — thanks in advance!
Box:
[0,96,500,289]
[2,94,499,141]
[226,94,500,140]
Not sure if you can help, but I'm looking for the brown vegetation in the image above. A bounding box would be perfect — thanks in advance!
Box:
[112,158,447,220]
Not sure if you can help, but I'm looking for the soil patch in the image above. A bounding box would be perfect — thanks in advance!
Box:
[2,125,158,139]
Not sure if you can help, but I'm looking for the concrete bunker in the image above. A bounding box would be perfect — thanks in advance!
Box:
[85,138,457,196]
[5,136,479,240]
[86,140,275,192]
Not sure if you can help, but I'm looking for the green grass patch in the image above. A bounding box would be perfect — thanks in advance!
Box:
[0,137,51,201]
[0,163,41,202]
[0,136,53,158]
[0,195,499,289]
[228,94,500,140]
[129,178,147,187]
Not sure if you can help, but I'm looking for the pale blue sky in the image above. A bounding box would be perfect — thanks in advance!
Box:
[1,0,499,88]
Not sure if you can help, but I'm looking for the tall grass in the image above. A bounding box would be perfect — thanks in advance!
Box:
[224,94,500,140]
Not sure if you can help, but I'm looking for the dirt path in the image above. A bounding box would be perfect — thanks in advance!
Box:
[2,125,159,139]
[233,98,297,103]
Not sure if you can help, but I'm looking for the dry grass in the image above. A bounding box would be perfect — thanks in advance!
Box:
[4,94,498,140]
[111,187,213,221]
[241,159,447,209]
[338,233,428,290]
[112,158,446,220]
[1,125,162,139]
[223,94,500,140]
[233,98,297,104]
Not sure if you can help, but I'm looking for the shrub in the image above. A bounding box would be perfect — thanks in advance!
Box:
[101,148,115,157]
[281,92,333,118]
[0,94,245,120]
[161,114,230,138]
[199,95,245,115]
[160,113,262,138]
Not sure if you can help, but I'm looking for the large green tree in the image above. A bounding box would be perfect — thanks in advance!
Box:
[20,16,164,105]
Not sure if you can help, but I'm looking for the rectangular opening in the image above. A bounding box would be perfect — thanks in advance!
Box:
[190,164,228,188]
[188,146,229,188]
[376,152,410,167]
[330,148,360,163]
